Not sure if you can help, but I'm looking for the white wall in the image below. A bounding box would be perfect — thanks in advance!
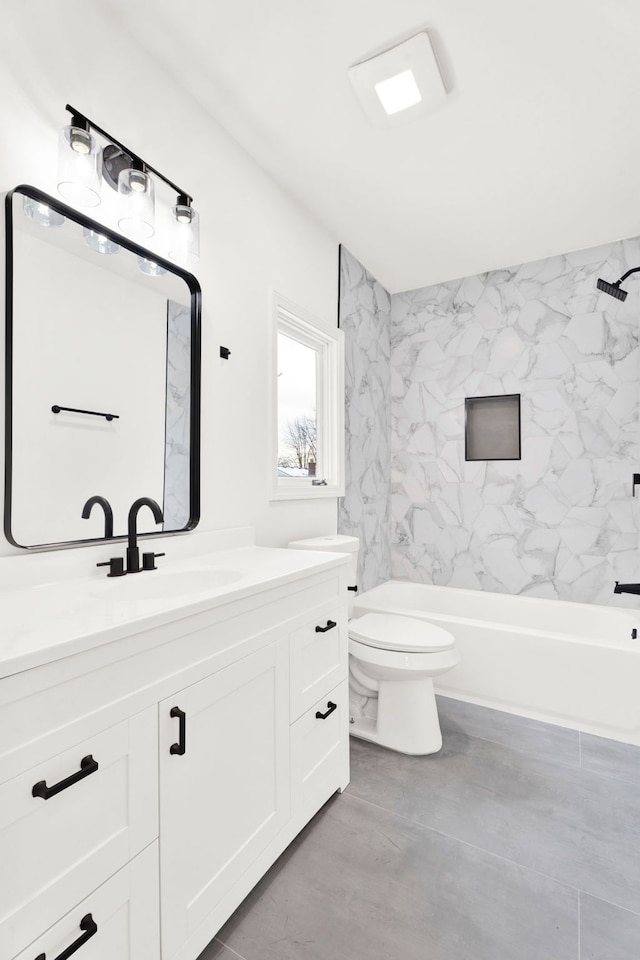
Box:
[0,5,339,556]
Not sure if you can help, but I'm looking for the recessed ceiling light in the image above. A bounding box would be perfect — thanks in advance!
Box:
[348,32,447,128]
[374,69,422,115]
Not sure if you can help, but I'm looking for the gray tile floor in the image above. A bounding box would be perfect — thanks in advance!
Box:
[200,697,640,960]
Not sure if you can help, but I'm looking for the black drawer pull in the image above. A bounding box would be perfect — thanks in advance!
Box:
[315,620,337,634]
[316,701,337,720]
[34,913,97,960]
[170,706,186,755]
[347,584,358,592]
[32,756,98,800]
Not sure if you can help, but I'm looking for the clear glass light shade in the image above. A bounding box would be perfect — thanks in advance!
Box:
[169,203,200,265]
[57,125,101,207]
[137,256,167,276]
[22,195,66,228]
[117,168,155,239]
[83,227,120,255]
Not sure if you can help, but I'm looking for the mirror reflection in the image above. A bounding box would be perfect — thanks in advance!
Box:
[5,185,201,549]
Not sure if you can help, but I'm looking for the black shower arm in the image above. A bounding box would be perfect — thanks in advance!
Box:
[617,266,640,283]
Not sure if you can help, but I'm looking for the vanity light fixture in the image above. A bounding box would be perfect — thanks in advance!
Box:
[58,105,198,261]
[137,256,167,277]
[118,160,155,239]
[57,113,102,207]
[83,227,120,255]
[22,195,66,228]
[169,195,200,265]
[347,32,447,127]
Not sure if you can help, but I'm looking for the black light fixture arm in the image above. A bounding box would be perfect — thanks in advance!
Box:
[65,104,193,204]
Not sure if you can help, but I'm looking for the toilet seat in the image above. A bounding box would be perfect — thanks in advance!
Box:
[348,612,454,653]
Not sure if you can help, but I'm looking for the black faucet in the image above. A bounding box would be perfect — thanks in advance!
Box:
[126,497,164,573]
[81,496,114,539]
[614,581,640,596]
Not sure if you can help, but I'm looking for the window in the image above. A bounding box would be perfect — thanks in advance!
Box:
[271,292,344,500]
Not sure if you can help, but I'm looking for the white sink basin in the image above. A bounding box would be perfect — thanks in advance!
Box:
[91,567,244,602]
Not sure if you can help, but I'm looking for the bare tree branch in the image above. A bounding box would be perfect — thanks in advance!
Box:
[281,415,317,469]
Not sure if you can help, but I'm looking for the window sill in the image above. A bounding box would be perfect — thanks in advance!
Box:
[270,482,344,502]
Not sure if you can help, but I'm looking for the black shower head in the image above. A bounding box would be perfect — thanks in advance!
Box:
[597,278,628,301]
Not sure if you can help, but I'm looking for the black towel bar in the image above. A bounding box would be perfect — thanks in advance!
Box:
[52,405,119,421]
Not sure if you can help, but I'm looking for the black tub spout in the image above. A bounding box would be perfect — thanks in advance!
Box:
[614,581,640,596]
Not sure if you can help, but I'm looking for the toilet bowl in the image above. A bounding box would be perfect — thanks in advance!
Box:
[287,536,460,755]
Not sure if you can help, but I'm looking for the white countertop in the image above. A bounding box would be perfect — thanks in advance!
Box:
[0,538,349,679]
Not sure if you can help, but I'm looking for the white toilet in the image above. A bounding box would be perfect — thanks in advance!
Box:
[288,535,460,756]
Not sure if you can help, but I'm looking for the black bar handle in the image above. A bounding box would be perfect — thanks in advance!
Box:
[34,913,98,960]
[347,585,358,592]
[142,551,166,571]
[315,620,337,634]
[96,557,125,577]
[316,701,337,720]
[32,755,99,800]
[170,706,186,755]
[52,405,119,422]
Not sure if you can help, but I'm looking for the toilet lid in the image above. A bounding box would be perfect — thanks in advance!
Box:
[349,612,455,653]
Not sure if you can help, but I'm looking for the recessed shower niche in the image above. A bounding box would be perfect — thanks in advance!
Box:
[5,185,201,549]
[465,394,521,461]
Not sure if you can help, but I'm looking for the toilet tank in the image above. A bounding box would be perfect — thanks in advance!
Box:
[288,535,359,616]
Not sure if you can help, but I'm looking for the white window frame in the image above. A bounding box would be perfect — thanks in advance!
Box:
[270,291,344,501]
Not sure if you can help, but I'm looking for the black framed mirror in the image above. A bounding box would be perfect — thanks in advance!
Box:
[5,184,201,549]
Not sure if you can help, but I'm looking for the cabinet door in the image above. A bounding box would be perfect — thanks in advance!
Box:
[159,639,290,959]
[13,842,159,960]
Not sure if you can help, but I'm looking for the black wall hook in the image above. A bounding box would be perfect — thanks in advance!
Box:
[220,346,231,360]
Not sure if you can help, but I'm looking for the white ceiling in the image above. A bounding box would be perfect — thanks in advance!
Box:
[145,0,640,292]
[7,1,640,293]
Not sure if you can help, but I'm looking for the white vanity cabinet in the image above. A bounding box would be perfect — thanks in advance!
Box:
[1,555,349,960]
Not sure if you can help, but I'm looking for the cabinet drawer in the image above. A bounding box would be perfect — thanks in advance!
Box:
[13,842,159,960]
[290,604,347,721]
[0,707,157,960]
[291,680,350,824]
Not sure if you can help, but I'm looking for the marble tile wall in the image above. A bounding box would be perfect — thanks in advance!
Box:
[390,239,640,605]
[338,247,391,592]
[163,299,191,531]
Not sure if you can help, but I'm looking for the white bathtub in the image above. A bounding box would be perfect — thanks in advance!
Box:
[354,580,640,745]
